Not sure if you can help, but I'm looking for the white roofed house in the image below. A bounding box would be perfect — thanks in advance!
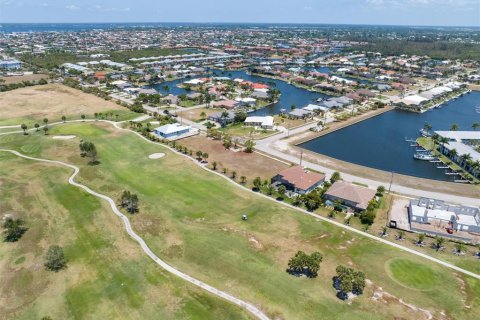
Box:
[435,131,480,179]
[154,123,194,140]
[244,116,274,129]
[408,198,480,240]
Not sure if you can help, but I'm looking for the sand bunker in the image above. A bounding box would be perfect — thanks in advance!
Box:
[52,135,76,140]
[149,153,165,159]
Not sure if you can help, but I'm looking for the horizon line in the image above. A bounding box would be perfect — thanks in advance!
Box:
[1,21,479,29]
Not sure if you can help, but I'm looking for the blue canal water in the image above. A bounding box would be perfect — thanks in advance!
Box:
[299,91,480,181]
[149,69,331,116]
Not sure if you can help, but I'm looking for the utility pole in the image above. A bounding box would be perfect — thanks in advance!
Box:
[388,171,394,194]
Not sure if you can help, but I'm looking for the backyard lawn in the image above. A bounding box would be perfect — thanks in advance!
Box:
[1,122,479,320]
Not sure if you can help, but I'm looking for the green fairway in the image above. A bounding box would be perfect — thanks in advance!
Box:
[0,152,251,320]
[1,122,479,320]
[387,258,441,291]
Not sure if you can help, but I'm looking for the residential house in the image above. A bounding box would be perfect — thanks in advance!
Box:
[272,166,325,194]
[324,181,376,212]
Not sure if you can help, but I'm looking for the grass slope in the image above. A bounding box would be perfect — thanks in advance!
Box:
[1,122,479,319]
[0,152,251,320]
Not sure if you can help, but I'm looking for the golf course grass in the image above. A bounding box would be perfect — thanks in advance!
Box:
[1,121,479,319]
[387,258,441,291]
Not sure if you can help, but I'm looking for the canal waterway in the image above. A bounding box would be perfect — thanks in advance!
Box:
[149,69,331,116]
[299,91,480,181]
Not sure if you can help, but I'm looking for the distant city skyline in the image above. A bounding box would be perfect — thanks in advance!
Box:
[0,0,479,27]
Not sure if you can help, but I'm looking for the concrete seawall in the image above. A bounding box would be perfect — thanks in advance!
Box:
[294,106,394,145]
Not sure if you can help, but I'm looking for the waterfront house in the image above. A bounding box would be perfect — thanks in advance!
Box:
[211,99,238,109]
[208,111,236,126]
[272,166,325,194]
[244,116,274,129]
[324,181,376,212]
[288,109,312,119]
[154,123,191,139]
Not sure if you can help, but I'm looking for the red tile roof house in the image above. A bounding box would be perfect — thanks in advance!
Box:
[324,181,376,212]
[272,166,326,194]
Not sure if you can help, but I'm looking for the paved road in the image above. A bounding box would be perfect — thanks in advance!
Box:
[0,148,270,320]
[256,125,480,207]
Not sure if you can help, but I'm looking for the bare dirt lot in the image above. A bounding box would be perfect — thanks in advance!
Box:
[180,135,290,184]
[0,83,125,125]
[0,73,48,84]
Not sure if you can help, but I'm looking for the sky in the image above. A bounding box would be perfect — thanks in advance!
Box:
[0,0,479,27]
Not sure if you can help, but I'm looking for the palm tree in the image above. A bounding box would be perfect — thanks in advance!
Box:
[450,123,459,131]
[423,123,432,131]
[472,122,480,131]
[212,161,217,170]
[202,152,208,163]
[240,176,247,184]
[459,153,472,168]
[231,171,237,180]
[434,236,445,251]
[454,243,465,255]
[21,124,28,135]
[416,233,425,246]
[448,148,458,160]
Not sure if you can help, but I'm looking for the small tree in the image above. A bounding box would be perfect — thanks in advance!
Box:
[61,115,66,123]
[43,126,49,135]
[43,118,49,125]
[231,171,237,180]
[222,167,228,175]
[240,176,247,184]
[454,243,465,255]
[277,185,287,200]
[120,190,139,214]
[434,236,445,251]
[266,185,275,196]
[253,177,262,191]
[202,152,209,162]
[330,171,341,183]
[244,139,255,153]
[81,114,86,121]
[44,245,67,272]
[79,141,98,164]
[3,217,28,242]
[21,123,28,135]
[212,161,218,170]
[376,185,385,196]
[34,123,40,131]
[417,233,426,246]
[397,230,405,241]
[196,150,203,160]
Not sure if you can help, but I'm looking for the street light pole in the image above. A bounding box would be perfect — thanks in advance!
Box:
[388,171,395,194]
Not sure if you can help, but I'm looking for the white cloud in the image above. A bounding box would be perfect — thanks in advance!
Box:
[65,4,79,10]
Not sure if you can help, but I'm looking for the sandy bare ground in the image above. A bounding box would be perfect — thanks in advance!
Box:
[0,74,48,84]
[52,135,76,140]
[148,153,165,159]
[0,83,124,121]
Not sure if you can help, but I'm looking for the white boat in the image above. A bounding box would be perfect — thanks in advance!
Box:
[414,153,436,161]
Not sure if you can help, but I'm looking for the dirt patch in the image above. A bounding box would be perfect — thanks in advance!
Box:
[180,135,289,184]
[370,280,434,320]
[0,83,124,123]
